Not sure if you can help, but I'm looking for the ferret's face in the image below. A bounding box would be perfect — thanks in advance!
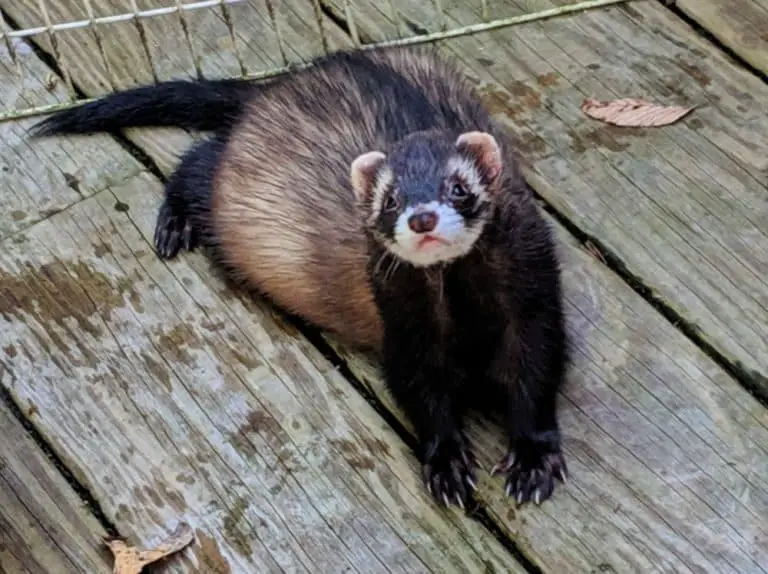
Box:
[350,131,503,267]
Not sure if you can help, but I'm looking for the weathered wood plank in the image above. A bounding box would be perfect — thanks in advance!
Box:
[0,401,112,573]
[0,173,529,572]
[330,205,768,573]
[673,0,768,76]
[0,33,143,240]
[1,4,529,571]
[304,0,768,571]
[7,2,767,573]
[0,0,354,174]
[322,0,768,398]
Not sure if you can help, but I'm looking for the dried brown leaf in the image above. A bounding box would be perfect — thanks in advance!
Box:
[580,97,694,127]
[105,522,195,574]
[583,240,606,264]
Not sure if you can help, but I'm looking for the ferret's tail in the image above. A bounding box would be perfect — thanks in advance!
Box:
[29,78,254,137]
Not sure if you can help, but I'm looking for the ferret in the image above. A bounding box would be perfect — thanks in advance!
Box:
[31,45,569,509]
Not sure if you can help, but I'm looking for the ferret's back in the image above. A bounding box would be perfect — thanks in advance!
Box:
[210,46,491,351]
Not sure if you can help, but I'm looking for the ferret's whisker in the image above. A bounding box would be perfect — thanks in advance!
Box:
[374,250,390,278]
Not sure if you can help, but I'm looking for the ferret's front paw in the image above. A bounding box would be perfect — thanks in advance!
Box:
[154,201,197,259]
[491,441,567,506]
[421,431,478,509]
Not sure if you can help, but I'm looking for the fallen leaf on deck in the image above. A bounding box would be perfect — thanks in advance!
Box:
[580,97,694,127]
[105,522,194,574]
[582,240,606,264]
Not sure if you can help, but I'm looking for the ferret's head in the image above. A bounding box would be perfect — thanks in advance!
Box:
[350,130,503,267]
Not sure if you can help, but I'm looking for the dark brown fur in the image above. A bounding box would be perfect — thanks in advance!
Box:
[210,47,495,353]
[30,45,569,509]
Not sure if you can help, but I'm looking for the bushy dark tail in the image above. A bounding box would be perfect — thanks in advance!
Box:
[29,77,256,137]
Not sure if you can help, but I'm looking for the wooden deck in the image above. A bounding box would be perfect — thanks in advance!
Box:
[1,0,767,572]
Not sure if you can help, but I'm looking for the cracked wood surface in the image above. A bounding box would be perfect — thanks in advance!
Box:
[321,0,768,399]
[0,401,112,574]
[0,14,526,574]
[0,33,143,241]
[673,0,768,76]
[0,0,353,175]
[1,1,767,573]
[331,208,768,573]
[0,170,528,573]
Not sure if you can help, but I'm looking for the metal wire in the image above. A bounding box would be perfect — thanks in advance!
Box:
[219,0,247,76]
[0,10,21,79]
[36,0,76,100]
[0,0,631,123]
[175,0,203,79]
[263,0,288,66]
[81,0,117,91]
[1,0,245,39]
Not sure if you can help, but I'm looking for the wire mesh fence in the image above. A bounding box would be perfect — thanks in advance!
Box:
[0,0,628,123]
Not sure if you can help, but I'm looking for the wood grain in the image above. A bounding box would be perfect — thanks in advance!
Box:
[321,0,768,398]
[0,14,529,572]
[329,207,768,573]
[0,32,143,240]
[674,0,768,76]
[0,401,112,574]
[0,173,529,572]
[0,0,354,175]
[4,0,767,572]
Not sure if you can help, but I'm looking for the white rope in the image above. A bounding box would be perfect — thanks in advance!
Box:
[0,0,245,40]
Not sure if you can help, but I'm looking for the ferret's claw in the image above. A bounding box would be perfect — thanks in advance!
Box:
[154,201,198,260]
[491,452,516,477]
[493,445,568,507]
[466,476,477,492]
[422,431,478,510]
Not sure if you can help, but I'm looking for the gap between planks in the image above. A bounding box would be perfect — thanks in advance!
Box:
[1,2,768,572]
[0,400,113,573]
[661,0,768,82]
[0,3,536,572]
[317,0,768,404]
[0,5,541,566]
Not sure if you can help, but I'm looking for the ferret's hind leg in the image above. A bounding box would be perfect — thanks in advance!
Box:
[154,134,225,259]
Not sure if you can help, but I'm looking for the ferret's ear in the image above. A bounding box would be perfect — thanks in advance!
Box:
[456,131,502,184]
[350,151,387,202]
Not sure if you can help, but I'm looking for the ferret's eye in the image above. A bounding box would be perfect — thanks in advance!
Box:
[384,194,398,212]
[450,182,469,199]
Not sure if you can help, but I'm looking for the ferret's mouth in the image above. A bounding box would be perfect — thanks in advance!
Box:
[417,235,449,248]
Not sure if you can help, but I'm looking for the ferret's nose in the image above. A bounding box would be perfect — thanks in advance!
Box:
[408,211,438,233]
